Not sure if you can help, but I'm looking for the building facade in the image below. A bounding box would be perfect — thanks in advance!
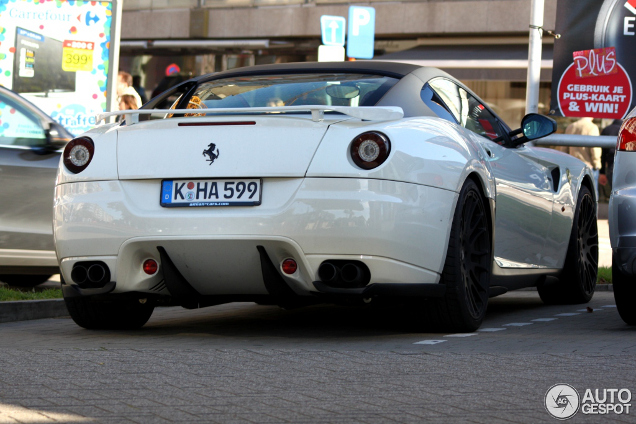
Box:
[120,0,557,126]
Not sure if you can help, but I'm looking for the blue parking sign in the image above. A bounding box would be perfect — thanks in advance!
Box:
[347,6,375,59]
[320,15,346,47]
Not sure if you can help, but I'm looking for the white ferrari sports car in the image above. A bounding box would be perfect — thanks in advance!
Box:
[54,61,598,331]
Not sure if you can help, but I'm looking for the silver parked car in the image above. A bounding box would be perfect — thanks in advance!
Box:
[610,108,636,325]
[0,86,72,287]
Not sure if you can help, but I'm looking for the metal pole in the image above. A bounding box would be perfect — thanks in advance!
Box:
[525,0,545,114]
[535,134,617,148]
[106,0,123,116]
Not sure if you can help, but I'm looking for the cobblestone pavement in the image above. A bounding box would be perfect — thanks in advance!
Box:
[0,291,634,424]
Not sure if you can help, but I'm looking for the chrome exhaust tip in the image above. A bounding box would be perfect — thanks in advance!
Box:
[87,264,107,284]
[341,263,363,287]
[70,266,87,284]
[318,262,339,283]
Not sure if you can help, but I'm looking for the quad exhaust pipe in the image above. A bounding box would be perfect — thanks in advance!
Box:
[87,264,107,284]
[71,262,110,288]
[341,263,363,286]
[318,262,339,283]
[317,261,370,288]
[71,265,88,285]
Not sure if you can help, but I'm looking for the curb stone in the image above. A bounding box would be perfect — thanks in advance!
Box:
[0,299,68,324]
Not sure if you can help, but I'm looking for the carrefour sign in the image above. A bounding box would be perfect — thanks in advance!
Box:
[8,7,73,21]
[0,0,114,135]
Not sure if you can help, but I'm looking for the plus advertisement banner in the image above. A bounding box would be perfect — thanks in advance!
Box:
[551,0,636,119]
[0,0,113,135]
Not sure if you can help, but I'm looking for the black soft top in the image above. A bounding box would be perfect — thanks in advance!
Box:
[193,61,421,82]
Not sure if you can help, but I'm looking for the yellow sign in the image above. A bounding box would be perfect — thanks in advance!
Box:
[62,40,94,72]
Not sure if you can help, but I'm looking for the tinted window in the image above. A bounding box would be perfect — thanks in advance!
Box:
[168,73,398,118]
[0,93,46,147]
[421,85,457,123]
[428,78,504,141]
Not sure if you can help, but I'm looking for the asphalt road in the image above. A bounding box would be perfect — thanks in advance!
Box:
[0,291,634,424]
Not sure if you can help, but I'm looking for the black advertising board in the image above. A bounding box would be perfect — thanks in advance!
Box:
[551,0,636,119]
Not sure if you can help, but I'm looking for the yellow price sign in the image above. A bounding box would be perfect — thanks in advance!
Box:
[62,40,94,72]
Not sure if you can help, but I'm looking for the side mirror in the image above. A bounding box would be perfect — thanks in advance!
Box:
[46,122,72,149]
[33,122,71,155]
[522,113,557,140]
[507,113,557,147]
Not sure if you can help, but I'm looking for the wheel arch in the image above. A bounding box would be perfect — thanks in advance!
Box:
[465,172,496,269]
[464,172,494,224]
[445,172,495,280]
[580,173,596,203]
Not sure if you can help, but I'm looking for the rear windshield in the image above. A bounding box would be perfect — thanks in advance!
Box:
[175,73,398,113]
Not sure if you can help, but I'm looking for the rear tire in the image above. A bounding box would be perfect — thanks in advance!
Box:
[0,274,52,287]
[613,259,636,325]
[64,296,155,330]
[423,179,491,332]
[538,185,597,304]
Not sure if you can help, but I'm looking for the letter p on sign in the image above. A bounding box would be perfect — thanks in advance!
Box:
[352,8,370,36]
[347,6,375,59]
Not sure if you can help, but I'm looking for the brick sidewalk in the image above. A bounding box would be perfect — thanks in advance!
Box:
[0,292,634,423]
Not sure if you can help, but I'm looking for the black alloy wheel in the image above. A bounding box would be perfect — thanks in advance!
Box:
[539,185,597,304]
[422,179,491,332]
[576,190,599,297]
[458,187,491,320]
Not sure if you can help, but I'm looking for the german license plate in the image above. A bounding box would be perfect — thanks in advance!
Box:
[161,178,262,207]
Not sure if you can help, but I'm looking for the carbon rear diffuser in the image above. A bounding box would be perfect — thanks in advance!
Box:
[256,245,304,309]
[157,246,200,309]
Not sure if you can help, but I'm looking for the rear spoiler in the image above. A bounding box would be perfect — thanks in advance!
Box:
[95,105,404,125]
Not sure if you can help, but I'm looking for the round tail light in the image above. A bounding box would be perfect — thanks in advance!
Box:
[63,137,94,174]
[350,131,391,169]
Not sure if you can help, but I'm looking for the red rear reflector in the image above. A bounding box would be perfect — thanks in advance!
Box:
[178,121,256,127]
[281,259,298,275]
[143,259,158,275]
[618,119,636,151]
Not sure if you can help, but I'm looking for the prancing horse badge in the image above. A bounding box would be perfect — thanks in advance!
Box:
[202,143,220,165]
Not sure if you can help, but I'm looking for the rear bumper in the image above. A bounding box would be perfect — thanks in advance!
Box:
[54,177,457,297]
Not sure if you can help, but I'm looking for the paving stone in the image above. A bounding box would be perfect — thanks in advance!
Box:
[0,292,634,422]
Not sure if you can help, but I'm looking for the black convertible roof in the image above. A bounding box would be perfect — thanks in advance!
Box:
[194,61,422,82]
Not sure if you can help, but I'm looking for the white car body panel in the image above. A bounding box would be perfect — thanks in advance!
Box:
[54,176,457,295]
[307,117,493,195]
[53,63,595,313]
[54,109,591,293]
[117,116,340,180]
[56,127,118,185]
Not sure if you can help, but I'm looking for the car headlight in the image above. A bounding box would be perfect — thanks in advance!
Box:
[63,136,94,174]
[349,131,391,170]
